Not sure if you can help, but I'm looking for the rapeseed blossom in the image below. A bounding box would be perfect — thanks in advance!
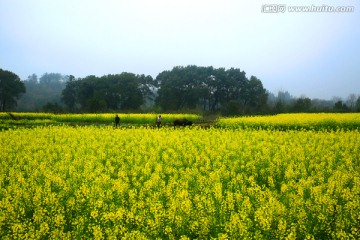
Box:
[217,113,360,130]
[0,124,359,239]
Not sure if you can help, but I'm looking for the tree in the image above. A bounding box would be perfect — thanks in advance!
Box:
[346,93,357,111]
[221,100,242,116]
[39,73,64,84]
[61,75,78,112]
[240,76,268,114]
[277,91,293,104]
[156,69,186,111]
[292,97,312,112]
[61,73,153,112]
[356,96,360,112]
[333,100,349,112]
[17,73,67,111]
[27,73,38,84]
[209,67,248,112]
[155,65,268,114]
[101,73,148,111]
[0,69,26,111]
[274,100,286,113]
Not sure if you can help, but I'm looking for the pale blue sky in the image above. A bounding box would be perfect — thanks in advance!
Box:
[1,0,359,100]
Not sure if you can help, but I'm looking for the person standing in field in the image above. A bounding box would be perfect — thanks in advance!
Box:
[115,114,120,128]
[156,115,162,128]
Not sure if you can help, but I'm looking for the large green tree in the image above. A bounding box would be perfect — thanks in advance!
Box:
[61,73,154,112]
[61,75,78,112]
[240,76,268,113]
[356,96,360,112]
[156,66,216,111]
[155,65,267,114]
[292,97,312,112]
[0,69,25,111]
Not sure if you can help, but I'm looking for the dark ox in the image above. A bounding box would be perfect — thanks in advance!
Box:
[173,119,193,129]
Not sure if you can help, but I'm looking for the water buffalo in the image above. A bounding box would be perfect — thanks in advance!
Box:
[173,118,193,129]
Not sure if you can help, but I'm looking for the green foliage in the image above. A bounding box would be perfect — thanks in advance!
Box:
[7,67,358,115]
[0,69,26,111]
[42,102,63,113]
[61,73,154,112]
[61,75,77,111]
[291,97,312,112]
[333,100,349,113]
[156,66,268,114]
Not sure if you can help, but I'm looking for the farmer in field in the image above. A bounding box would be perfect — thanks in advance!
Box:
[156,115,162,128]
[115,114,120,128]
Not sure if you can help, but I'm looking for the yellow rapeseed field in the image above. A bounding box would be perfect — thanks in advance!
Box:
[0,125,359,239]
[217,113,360,130]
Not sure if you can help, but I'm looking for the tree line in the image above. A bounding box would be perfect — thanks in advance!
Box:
[61,73,154,112]
[58,65,268,114]
[1,67,360,114]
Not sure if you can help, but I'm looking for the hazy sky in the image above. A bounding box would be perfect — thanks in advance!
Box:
[1,0,359,100]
